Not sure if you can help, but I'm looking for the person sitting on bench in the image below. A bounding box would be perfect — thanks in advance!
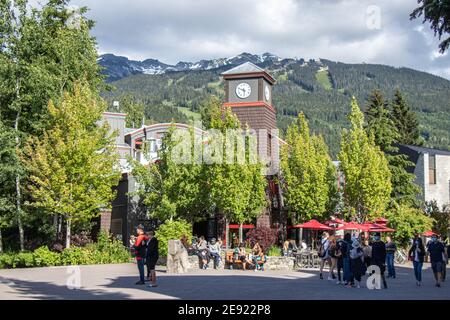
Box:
[197,236,210,269]
[234,243,248,270]
[208,238,221,269]
[253,247,267,272]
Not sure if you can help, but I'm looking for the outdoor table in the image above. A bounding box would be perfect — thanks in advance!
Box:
[296,250,317,269]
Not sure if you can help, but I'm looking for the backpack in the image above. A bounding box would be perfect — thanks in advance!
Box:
[318,240,327,258]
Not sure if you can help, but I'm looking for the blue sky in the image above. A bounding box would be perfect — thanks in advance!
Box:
[69,0,449,79]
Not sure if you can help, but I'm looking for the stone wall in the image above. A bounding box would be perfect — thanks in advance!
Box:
[157,254,295,271]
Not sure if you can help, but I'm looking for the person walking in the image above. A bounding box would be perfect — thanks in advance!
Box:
[362,239,372,275]
[349,239,364,288]
[427,235,446,287]
[318,232,332,280]
[408,236,425,286]
[385,236,397,279]
[342,233,352,285]
[145,230,159,288]
[335,237,345,285]
[328,236,340,282]
[133,225,149,285]
[371,233,388,289]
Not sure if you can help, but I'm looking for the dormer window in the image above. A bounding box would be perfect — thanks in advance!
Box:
[429,154,436,185]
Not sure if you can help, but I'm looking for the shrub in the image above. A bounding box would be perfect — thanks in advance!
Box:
[70,231,92,247]
[60,246,94,265]
[16,252,35,268]
[266,246,282,257]
[88,231,130,264]
[0,231,130,269]
[156,219,192,256]
[33,246,61,267]
[386,203,434,246]
[0,253,15,269]
[246,226,277,252]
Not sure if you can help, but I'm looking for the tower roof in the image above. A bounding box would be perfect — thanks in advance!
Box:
[221,62,265,75]
[221,62,276,84]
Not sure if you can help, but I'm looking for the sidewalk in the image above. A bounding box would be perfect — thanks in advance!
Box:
[0,262,449,300]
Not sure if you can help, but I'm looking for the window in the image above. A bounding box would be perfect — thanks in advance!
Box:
[429,155,436,185]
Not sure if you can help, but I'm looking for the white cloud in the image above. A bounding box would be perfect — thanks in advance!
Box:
[70,0,450,79]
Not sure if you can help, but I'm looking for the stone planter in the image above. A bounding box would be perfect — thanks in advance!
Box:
[157,254,295,271]
[264,256,295,271]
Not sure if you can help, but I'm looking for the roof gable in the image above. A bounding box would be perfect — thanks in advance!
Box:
[221,62,265,75]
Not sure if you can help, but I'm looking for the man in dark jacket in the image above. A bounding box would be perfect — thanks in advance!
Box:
[145,230,159,288]
[134,225,149,285]
[427,235,446,287]
[342,233,352,285]
[371,233,387,289]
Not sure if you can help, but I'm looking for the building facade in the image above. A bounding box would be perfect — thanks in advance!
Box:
[397,144,450,209]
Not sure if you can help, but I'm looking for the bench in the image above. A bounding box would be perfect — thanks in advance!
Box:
[225,251,248,270]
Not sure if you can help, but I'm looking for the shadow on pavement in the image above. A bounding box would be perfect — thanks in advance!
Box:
[0,276,131,300]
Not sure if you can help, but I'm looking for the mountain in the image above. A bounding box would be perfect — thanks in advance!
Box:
[98,52,283,81]
[100,52,450,156]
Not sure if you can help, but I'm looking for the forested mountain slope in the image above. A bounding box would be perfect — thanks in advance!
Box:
[100,53,450,157]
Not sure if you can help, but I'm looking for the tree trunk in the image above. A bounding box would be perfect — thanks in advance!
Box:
[0,229,3,254]
[225,218,229,249]
[14,80,24,252]
[65,219,71,249]
[238,222,243,245]
[58,215,62,238]
[53,214,58,240]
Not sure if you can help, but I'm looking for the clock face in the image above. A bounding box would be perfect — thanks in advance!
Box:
[264,85,270,101]
[236,82,251,99]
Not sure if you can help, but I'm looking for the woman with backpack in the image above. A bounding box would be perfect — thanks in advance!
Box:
[328,236,340,281]
[349,239,364,288]
[318,232,332,280]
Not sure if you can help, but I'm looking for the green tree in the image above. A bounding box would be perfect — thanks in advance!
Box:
[386,203,433,246]
[0,0,103,250]
[206,106,267,243]
[200,95,222,129]
[365,90,398,152]
[130,124,206,223]
[425,200,450,237]
[410,0,450,53]
[118,94,145,128]
[365,90,421,206]
[155,219,193,256]
[338,97,392,222]
[281,113,337,222]
[21,84,121,248]
[391,89,423,146]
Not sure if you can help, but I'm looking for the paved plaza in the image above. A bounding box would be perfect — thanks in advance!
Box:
[0,262,449,300]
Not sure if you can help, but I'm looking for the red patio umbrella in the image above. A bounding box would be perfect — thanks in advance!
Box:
[292,219,333,250]
[337,221,368,231]
[293,219,334,230]
[423,230,438,237]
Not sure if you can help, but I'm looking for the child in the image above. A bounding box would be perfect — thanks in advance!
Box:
[349,239,364,288]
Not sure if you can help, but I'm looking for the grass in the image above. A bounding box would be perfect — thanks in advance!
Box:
[177,107,201,121]
[315,69,333,90]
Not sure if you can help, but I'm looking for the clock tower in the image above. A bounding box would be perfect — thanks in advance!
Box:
[221,62,278,168]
